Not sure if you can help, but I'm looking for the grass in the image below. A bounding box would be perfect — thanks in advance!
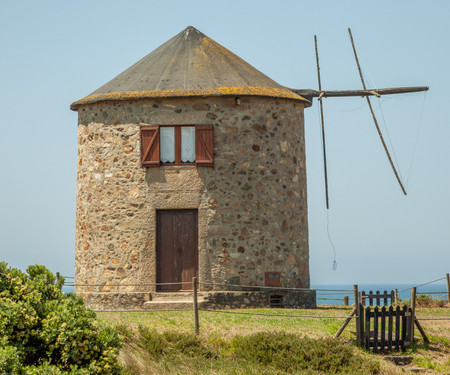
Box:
[98,306,354,339]
[97,304,450,374]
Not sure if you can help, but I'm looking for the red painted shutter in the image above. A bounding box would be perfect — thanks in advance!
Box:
[141,125,160,166]
[195,124,214,166]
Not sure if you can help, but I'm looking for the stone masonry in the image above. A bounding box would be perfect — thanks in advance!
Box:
[75,95,314,309]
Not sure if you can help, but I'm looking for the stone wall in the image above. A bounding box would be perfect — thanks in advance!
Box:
[80,292,150,311]
[202,290,316,309]
[80,290,316,311]
[75,96,309,308]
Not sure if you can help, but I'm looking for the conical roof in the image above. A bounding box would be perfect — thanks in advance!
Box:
[70,26,309,110]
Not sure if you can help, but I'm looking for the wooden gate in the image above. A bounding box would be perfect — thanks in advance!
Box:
[361,290,395,306]
[156,209,198,292]
[359,304,412,353]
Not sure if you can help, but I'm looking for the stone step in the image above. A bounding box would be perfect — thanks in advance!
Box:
[143,297,205,311]
[150,292,204,301]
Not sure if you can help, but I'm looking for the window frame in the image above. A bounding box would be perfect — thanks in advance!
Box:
[160,125,196,166]
[140,124,214,167]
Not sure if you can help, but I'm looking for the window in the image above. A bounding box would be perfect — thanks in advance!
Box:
[141,124,213,167]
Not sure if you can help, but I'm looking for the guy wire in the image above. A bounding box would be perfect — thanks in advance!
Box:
[360,60,405,184]
[375,95,405,184]
[406,91,427,187]
[327,209,337,271]
[316,88,337,271]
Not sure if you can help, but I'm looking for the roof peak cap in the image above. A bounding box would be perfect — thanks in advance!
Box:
[183,26,204,40]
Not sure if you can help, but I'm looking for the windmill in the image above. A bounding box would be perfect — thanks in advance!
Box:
[292,28,428,209]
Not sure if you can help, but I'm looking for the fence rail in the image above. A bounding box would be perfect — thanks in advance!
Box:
[57,273,449,340]
[361,290,395,306]
[61,274,449,299]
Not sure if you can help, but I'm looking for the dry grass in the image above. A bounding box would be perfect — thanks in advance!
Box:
[97,305,450,374]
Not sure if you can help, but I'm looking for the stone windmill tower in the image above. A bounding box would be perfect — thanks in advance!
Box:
[71,26,315,309]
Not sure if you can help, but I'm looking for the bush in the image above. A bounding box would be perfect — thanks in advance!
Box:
[136,326,215,359]
[0,262,121,374]
[416,295,446,308]
[0,342,23,374]
[231,332,380,374]
[125,328,380,374]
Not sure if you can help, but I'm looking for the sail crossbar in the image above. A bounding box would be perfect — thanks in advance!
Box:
[291,86,428,101]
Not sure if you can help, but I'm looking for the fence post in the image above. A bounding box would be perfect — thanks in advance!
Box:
[446,273,450,302]
[410,287,417,344]
[56,272,60,283]
[394,289,399,305]
[193,277,199,335]
[354,285,360,345]
[334,307,356,338]
[344,296,349,306]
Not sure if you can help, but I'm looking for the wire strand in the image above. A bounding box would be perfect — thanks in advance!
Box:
[406,91,427,187]
[359,56,406,190]
[398,276,447,292]
[200,309,352,319]
[327,210,337,271]
[375,95,405,184]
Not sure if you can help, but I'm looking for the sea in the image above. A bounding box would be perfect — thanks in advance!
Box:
[311,283,448,306]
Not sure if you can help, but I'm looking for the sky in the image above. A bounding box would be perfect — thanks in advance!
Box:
[0,0,448,286]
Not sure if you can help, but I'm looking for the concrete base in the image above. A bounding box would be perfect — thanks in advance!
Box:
[202,290,316,309]
[80,292,151,311]
[79,289,316,311]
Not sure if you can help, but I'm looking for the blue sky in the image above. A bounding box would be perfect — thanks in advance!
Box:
[0,0,448,285]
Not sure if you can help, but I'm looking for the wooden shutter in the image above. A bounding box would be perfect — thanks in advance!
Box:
[141,125,160,167]
[195,124,214,166]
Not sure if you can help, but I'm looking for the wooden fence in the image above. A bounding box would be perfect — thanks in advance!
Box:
[359,304,412,353]
[361,290,394,306]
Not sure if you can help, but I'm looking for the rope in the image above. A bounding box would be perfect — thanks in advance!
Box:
[317,292,353,295]
[363,62,405,187]
[61,276,445,296]
[336,101,369,113]
[315,97,337,270]
[406,91,427,187]
[94,309,192,313]
[200,309,352,319]
[416,291,447,295]
[398,276,447,292]
[348,28,407,195]
[326,210,337,271]
[417,317,450,321]
[375,96,405,184]
[198,282,353,292]
[66,282,192,287]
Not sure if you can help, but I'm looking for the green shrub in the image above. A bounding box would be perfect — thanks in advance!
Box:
[231,332,380,374]
[416,295,446,308]
[137,326,168,358]
[137,327,215,359]
[0,342,23,374]
[0,262,122,374]
[127,328,380,374]
[163,331,215,358]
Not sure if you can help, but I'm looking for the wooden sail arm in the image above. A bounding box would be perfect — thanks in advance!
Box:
[291,86,429,101]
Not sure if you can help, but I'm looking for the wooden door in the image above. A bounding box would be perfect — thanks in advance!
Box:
[157,209,198,291]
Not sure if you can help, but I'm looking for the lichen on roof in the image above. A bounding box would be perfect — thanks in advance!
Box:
[71,26,310,110]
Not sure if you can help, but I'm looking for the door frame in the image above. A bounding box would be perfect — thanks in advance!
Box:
[156,209,198,292]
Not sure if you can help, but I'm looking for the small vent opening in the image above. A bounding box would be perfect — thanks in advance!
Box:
[269,294,284,308]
